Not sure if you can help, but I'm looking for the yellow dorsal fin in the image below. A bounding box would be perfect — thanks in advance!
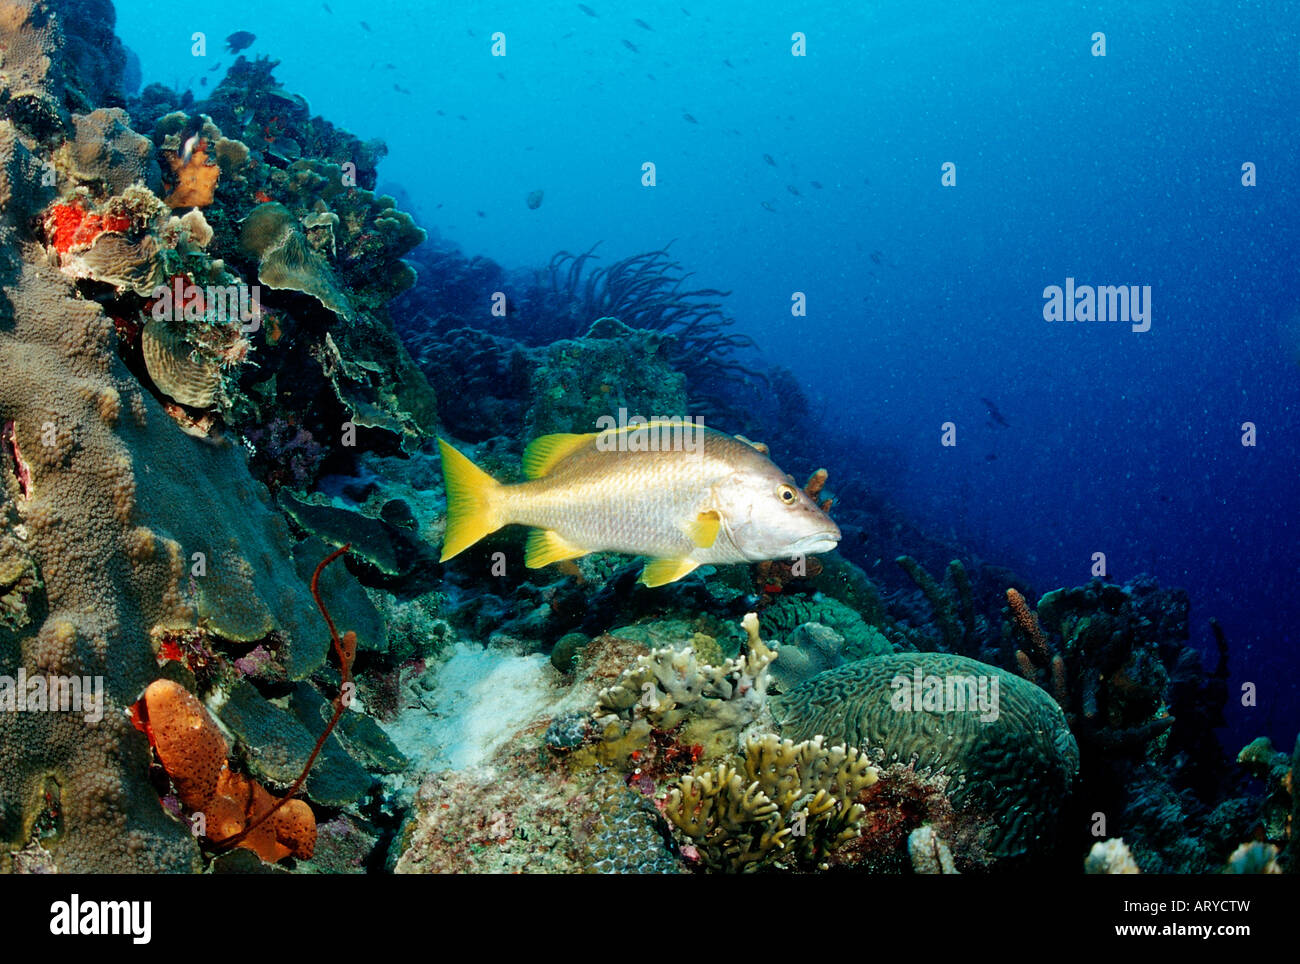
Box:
[438,438,504,561]
[734,434,769,454]
[521,432,597,479]
[524,529,589,568]
[639,557,700,588]
[684,510,721,548]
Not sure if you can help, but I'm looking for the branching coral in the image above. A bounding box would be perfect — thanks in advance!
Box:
[896,555,978,655]
[663,733,877,873]
[1006,587,1068,710]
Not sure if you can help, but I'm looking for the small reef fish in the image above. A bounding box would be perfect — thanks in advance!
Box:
[225,31,256,54]
[763,153,776,166]
[360,20,372,32]
[578,3,598,16]
[438,427,841,587]
[981,397,1010,428]
[683,112,698,124]
[635,18,653,30]
[322,2,332,12]
[810,180,823,189]
[393,83,411,94]
[622,38,639,52]
[526,188,544,209]
[787,184,800,195]
[178,114,205,164]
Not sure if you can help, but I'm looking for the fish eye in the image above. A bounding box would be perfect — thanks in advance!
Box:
[777,483,798,504]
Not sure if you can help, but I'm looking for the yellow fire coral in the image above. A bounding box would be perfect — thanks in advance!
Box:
[664,733,878,873]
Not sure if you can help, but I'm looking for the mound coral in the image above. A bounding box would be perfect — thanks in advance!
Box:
[68,107,161,196]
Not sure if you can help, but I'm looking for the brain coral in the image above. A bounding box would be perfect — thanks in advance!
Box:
[771,652,1079,858]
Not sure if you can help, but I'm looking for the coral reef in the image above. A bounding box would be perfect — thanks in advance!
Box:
[0,0,1272,882]
[0,2,427,872]
[1236,734,1295,866]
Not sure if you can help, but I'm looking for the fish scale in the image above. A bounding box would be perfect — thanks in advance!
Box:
[520,439,751,557]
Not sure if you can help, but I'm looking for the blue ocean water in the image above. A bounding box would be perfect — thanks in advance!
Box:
[115,0,1299,749]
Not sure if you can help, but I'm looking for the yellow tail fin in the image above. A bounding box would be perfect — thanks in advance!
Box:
[438,438,504,561]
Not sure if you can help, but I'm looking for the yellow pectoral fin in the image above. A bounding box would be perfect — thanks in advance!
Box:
[521,432,598,479]
[639,557,701,588]
[439,438,504,561]
[684,510,721,548]
[524,529,589,568]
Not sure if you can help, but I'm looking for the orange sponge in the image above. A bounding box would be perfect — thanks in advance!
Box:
[143,679,228,810]
[139,679,316,862]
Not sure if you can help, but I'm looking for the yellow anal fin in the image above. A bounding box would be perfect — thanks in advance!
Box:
[439,438,504,561]
[521,432,597,479]
[684,510,721,548]
[640,557,700,587]
[524,529,589,568]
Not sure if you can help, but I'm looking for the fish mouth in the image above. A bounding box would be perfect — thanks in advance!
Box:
[790,531,841,555]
